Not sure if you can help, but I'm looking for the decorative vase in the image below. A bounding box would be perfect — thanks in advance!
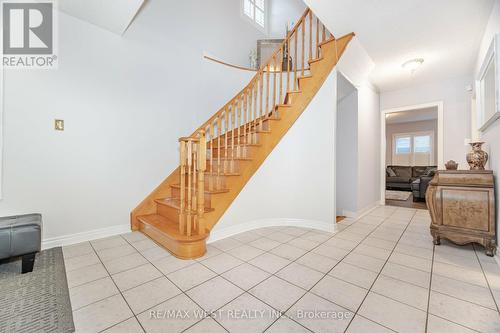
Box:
[466,142,488,170]
[445,160,459,170]
[249,50,258,70]
[281,53,293,72]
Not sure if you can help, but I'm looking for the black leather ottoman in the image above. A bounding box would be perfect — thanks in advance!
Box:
[0,214,42,273]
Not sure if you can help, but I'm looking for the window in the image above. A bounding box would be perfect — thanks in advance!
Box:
[392,132,434,166]
[395,136,411,154]
[243,0,266,29]
[414,135,431,153]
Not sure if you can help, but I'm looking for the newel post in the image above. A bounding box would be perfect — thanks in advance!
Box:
[179,140,186,235]
[197,130,207,235]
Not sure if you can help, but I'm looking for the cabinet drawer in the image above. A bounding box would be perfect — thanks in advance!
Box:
[441,188,491,232]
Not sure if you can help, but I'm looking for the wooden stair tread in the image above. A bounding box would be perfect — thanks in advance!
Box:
[155,197,215,212]
[209,143,261,148]
[318,37,337,48]
[207,128,271,142]
[308,57,323,65]
[138,214,207,242]
[206,171,241,176]
[207,157,253,161]
[131,13,356,260]
[171,184,229,194]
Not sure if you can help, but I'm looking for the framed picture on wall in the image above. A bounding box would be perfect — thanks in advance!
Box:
[476,34,500,132]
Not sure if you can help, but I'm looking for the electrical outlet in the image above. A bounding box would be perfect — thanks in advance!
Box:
[55,119,64,131]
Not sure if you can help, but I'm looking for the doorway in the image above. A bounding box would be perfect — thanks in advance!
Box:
[335,73,358,218]
[381,102,444,209]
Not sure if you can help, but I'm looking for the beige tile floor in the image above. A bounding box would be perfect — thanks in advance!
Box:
[63,206,500,333]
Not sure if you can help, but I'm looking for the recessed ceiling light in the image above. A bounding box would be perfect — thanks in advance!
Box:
[402,58,424,73]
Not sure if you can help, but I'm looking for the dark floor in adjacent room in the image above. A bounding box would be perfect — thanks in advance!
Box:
[386,193,428,210]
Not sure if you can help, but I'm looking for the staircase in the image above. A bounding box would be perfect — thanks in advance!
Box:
[131,8,354,259]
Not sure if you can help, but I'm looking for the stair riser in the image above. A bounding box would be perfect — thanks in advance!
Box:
[285,91,301,104]
[298,76,313,90]
[132,33,354,260]
[171,187,212,209]
[208,145,257,159]
[211,133,261,145]
[140,223,207,259]
[205,175,227,191]
[211,118,273,136]
[157,203,180,223]
[206,159,242,174]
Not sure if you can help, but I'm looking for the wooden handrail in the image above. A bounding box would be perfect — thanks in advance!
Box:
[177,7,334,238]
[203,55,257,72]
[203,54,311,73]
[191,7,314,136]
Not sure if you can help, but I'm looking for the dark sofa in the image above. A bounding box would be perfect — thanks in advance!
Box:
[386,166,436,200]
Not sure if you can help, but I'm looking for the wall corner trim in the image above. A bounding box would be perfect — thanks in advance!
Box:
[343,201,380,219]
[42,224,131,249]
[207,218,337,244]
[495,247,500,268]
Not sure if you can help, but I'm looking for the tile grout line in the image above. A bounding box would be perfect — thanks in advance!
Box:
[259,217,390,331]
[211,219,491,332]
[472,243,500,313]
[120,236,231,333]
[261,209,406,331]
[209,210,415,331]
[424,238,436,332]
[66,218,364,330]
[200,229,345,332]
[70,213,359,328]
[341,209,417,332]
[67,210,399,320]
[87,241,148,333]
[66,207,431,333]
[190,214,393,332]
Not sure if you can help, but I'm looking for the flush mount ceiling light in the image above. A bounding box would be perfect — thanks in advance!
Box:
[402,58,424,73]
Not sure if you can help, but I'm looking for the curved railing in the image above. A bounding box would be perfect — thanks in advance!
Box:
[178,7,333,237]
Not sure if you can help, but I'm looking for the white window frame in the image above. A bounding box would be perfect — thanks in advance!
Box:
[392,131,435,166]
[241,0,268,33]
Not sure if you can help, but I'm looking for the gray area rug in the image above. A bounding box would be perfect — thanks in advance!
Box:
[386,190,412,201]
[0,247,75,333]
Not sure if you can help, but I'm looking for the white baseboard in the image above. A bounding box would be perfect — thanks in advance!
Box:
[495,247,500,268]
[42,224,131,249]
[343,201,380,219]
[207,218,336,244]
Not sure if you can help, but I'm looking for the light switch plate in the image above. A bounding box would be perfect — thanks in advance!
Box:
[55,119,64,131]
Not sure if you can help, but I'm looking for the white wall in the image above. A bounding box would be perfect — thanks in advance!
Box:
[357,83,381,212]
[380,76,473,169]
[210,70,337,239]
[475,0,500,246]
[336,80,358,216]
[336,38,381,216]
[386,119,438,165]
[269,0,306,38]
[0,0,265,242]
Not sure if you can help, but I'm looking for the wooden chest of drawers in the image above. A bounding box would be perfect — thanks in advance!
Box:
[426,170,496,256]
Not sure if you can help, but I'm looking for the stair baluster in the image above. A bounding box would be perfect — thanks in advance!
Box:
[132,7,356,259]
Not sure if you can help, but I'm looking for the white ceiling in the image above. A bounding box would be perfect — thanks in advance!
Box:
[386,107,438,124]
[59,0,145,35]
[306,0,495,92]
